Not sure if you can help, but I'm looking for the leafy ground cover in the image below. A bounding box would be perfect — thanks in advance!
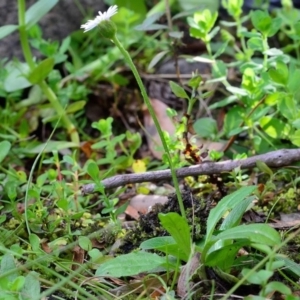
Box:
[1,0,300,299]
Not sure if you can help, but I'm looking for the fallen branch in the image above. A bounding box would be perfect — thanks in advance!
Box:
[81,149,300,195]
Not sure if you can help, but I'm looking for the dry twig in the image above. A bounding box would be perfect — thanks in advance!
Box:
[81,149,300,195]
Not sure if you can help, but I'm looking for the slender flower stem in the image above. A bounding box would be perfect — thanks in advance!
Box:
[112,35,186,220]
[17,0,80,146]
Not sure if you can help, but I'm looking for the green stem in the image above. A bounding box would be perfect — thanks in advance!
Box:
[17,0,80,146]
[112,35,186,220]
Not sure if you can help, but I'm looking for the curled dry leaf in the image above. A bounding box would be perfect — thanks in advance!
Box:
[127,194,169,218]
[177,252,201,298]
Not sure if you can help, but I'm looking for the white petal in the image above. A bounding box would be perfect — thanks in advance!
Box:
[81,5,118,32]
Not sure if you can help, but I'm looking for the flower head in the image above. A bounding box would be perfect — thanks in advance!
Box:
[80,5,118,33]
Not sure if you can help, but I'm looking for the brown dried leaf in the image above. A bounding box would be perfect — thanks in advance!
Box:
[129,194,168,216]
[177,252,201,298]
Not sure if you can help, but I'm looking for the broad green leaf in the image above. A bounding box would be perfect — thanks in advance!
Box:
[268,62,288,85]
[242,268,273,285]
[25,0,59,29]
[288,69,300,94]
[169,81,189,99]
[159,213,191,258]
[212,224,281,246]
[115,0,147,17]
[251,10,275,36]
[265,92,280,106]
[0,254,18,281]
[4,62,31,92]
[259,116,289,139]
[278,95,297,120]
[0,141,11,163]
[247,37,263,51]
[290,129,300,146]
[276,255,300,277]
[265,281,291,295]
[242,68,257,92]
[56,199,68,211]
[10,276,25,291]
[78,236,92,251]
[22,272,41,300]
[0,25,18,40]
[87,161,99,181]
[140,236,188,261]
[206,186,256,242]
[205,240,248,270]
[141,236,176,250]
[268,17,282,37]
[220,196,255,230]
[95,252,166,277]
[27,57,55,84]
[193,118,217,138]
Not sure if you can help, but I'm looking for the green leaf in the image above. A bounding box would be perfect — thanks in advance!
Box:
[169,81,189,99]
[265,281,291,295]
[247,36,263,51]
[4,62,32,92]
[288,69,300,94]
[205,240,248,270]
[78,236,92,251]
[251,10,270,33]
[10,276,25,291]
[220,196,255,230]
[268,17,282,37]
[0,25,18,40]
[87,161,99,181]
[256,160,273,176]
[205,186,256,242]
[56,199,68,211]
[0,141,11,163]
[29,234,40,252]
[276,255,300,277]
[278,95,297,120]
[290,129,300,146]
[242,68,257,92]
[148,50,169,70]
[140,236,188,261]
[242,268,273,285]
[259,116,289,139]
[0,254,18,281]
[193,118,217,138]
[25,0,59,29]
[22,272,41,300]
[188,74,202,89]
[159,213,191,259]
[268,61,288,85]
[213,224,281,246]
[66,101,86,114]
[222,0,243,18]
[27,57,55,84]
[95,252,166,277]
[25,141,78,153]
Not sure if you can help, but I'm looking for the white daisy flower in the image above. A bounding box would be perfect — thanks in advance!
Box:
[80,5,118,33]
